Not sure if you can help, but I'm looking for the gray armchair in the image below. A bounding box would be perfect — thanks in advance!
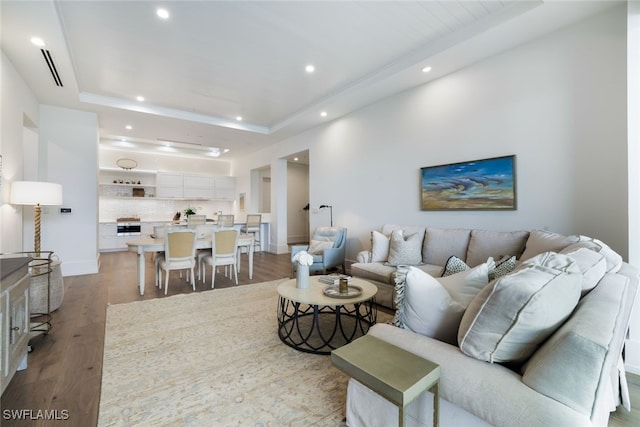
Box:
[291,227,347,277]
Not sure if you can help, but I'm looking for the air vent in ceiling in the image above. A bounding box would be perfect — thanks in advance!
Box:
[40,49,63,87]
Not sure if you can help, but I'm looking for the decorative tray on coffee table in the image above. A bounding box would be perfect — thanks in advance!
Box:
[323,285,363,299]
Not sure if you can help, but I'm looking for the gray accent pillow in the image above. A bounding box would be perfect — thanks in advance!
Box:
[441,255,469,277]
[489,255,517,281]
[458,252,582,364]
[386,230,423,266]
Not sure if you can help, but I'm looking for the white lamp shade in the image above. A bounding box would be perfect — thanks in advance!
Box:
[10,181,63,206]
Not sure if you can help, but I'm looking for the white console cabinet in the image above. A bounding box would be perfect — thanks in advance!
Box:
[1,257,31,396]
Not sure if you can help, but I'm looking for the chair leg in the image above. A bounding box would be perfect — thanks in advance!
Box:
[164,269,169,295]
[233,264,238,285]
[190,267,195,291]
[211,265,216,289]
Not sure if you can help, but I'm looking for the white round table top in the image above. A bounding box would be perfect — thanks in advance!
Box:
[277,276,377,306]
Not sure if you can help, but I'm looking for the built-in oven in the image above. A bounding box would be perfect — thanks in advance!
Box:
[116,218,141,236]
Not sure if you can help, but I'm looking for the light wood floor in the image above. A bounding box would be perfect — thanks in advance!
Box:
[2,250,639,426]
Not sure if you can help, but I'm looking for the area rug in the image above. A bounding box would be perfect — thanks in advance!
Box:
[98,279,391,426]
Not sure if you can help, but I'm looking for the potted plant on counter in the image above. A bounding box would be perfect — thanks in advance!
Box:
[184,207,196,217]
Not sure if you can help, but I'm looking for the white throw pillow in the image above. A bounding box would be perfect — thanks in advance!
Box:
[458,252,582,364]
[579,235,623,273]
[400,267,466,345]
[437,263,490,308]
[560,242,607,296]
[386,230,423,266]
[307,239,333,255]
[369,230,390,262]
[520,230,580,261]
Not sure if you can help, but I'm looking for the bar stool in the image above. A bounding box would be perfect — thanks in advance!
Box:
[241,214,261,252]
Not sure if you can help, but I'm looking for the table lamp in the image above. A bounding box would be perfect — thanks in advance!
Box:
[10,181,63,255]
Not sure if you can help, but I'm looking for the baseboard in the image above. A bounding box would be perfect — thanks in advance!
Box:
[627,372,640,386]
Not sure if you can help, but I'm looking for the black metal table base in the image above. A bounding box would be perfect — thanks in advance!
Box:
[277,296,377,355]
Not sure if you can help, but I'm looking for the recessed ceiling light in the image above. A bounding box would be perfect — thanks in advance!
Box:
[320,111,327,117]
[157,8,170,19]
[136,96,145,102]
[125,125,132,130]
[294,157,299,161]
[422,66,432,73]
[30,37,45,47]
[305,64,315,73]
[236,116,243,121]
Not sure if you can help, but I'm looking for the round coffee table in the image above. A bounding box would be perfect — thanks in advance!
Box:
[277,276,378,355]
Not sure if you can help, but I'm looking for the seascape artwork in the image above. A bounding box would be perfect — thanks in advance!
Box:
[421,155,516,210]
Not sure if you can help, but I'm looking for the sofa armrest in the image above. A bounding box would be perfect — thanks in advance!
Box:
[323,246,345,270]
[356,250,370,263]
[363,324,591,426]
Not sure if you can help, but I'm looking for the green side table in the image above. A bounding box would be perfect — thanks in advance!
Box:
[331,334,440,426]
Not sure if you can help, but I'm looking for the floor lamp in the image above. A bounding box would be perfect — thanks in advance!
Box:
[10,181,63,256]
[319,204,333,227]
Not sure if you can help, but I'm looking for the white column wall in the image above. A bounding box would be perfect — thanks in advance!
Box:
[0,50,40,253]
[39,105,99,276]
[626,1,640,375]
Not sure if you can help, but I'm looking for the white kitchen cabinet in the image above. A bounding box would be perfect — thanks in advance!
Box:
[183,174,215,199]
[156,172,184,198]
[1,257,31,396]
[99,223,118,252]
[214,176,236,200]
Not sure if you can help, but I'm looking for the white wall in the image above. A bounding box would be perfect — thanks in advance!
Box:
[39,105,99,276]
[626,0,640,375]
[0,50,40,253]
[235,7,627,261]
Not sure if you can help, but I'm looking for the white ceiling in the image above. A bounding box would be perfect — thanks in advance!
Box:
[1,1,620,161]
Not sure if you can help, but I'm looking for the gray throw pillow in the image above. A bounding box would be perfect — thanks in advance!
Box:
[458,252,582,364]
[385,230,423,266]
[441,255,469,277]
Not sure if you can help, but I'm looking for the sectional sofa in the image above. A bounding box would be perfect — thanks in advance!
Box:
[346,225,638,426]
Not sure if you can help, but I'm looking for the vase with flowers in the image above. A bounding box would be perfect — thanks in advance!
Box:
[184,206,196,217]
[293,250,314,289]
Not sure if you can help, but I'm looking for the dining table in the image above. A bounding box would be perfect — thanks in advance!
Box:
[126,234,255,295]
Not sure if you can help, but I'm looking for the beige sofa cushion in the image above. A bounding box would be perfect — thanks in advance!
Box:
[520,230,579,261]
[465,229,529,266]
[458,252,582,363]
[422,228,471,266]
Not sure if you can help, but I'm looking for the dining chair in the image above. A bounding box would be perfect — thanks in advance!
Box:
[187,214,206,225]
[156,228,197,295]
[240,214,261,251]
[152,225,172,284]
[218,214,235,229]
[201,229,240,288]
